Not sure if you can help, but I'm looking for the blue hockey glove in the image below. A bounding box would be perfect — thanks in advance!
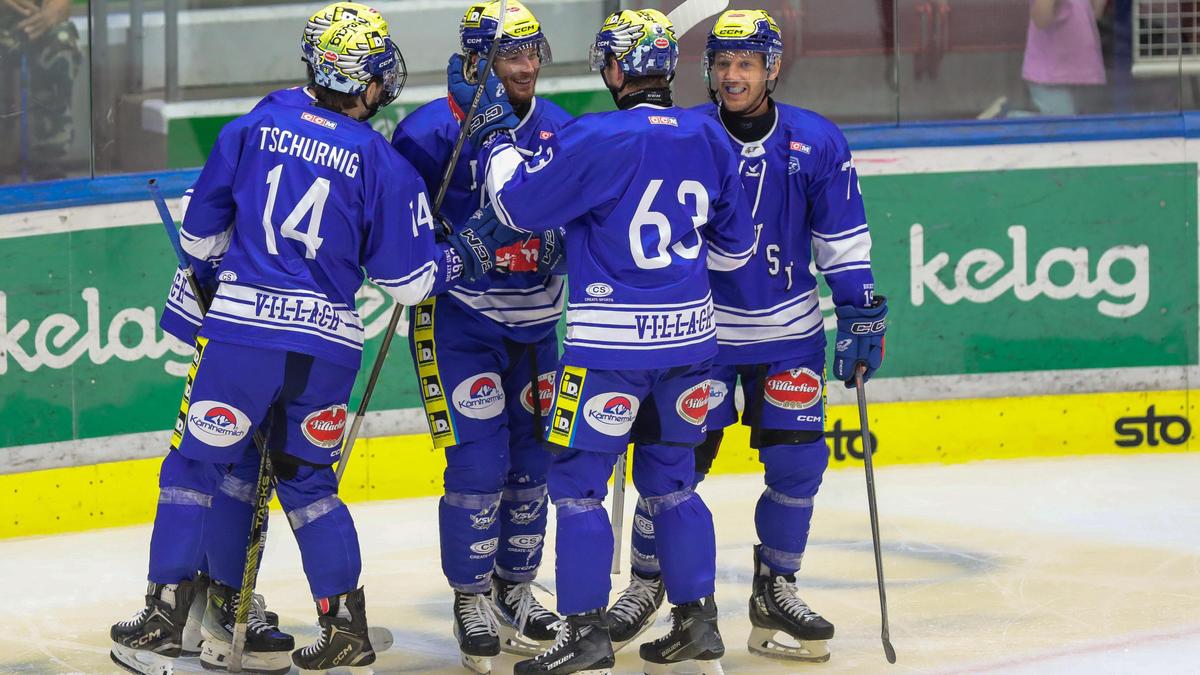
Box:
[536,226,567,276]
[447,53,518,147]
[833,296,888,387]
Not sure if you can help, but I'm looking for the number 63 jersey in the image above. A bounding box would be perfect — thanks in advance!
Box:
[176,100,447,370]
[484,104,757,370]
[695,102,877,366]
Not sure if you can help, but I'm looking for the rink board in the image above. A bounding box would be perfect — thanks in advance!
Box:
[2,388,1192,539]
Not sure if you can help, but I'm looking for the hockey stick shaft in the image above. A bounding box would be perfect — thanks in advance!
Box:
[610,450,627,574]
[854,367,897,664]
[149,180,273,672]
[334,0,510,483]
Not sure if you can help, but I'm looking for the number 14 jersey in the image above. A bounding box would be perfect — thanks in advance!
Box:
[181,100,446,370]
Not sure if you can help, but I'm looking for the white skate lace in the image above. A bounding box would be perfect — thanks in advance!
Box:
[248,594,274,634]
[608,575,661,626]
[772,577,818,621]
[458,592,500,638]
[503,581,563,634]
[299,625,327,658]
[534,621,573,662]
[116,606,150,629]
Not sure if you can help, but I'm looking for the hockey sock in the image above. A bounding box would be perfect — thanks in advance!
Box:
[629,497,661,578]
[206,463,268,589]
[149,450,218,584]
[440,491,502,593]
[645,489,716,606]
[553,498,613,615]
[495,484,548,582]
[277,465,362,599]
[755,439,829,575]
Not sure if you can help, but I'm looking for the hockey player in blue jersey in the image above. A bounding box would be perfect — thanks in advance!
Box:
[111,18,499,675]
[389,2,571,672]
[154,4,390,667]
[446,8,756,674]
[613,9,889,664]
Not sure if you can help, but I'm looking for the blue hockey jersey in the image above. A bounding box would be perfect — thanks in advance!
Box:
[483,103,756,369]
[391,96,572,343]
[162,85,324,343]
[169,99,453,370]
[695,102,876,365]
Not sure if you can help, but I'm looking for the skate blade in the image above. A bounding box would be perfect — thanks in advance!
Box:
[643,658,724,675]
[497,623,551,657]
[368,626,394,653]
[747,627,830,663]
[611,609,660,654]
[110,644,176,675]
[460,652,492,674]
[199,639,292,675]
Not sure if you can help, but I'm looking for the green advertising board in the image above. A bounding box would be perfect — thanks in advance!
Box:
[1,161,1195,449]
[861,163,1197,375]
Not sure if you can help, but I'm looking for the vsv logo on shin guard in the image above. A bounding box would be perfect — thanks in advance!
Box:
[186,400,251,448]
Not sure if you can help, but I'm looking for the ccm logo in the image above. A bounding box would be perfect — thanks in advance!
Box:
[1114,406,1190,447]
[850,319,886,334]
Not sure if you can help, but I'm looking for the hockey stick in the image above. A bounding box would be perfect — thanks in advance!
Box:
[335,0,511,483]
[149,180,274,672]
[854,366,897,664]
[666,0,729,38]
[609,450,627,574]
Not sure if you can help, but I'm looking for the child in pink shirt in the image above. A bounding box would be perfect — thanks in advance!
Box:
[1022,0,1108,115]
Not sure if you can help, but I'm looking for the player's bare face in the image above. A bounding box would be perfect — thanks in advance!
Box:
[712,51,772,115]
[492,47,541,106]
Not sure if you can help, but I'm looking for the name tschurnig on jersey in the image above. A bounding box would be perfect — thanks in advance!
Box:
[257,124,361,179]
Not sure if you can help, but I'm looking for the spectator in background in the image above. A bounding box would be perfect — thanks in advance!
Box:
[0,0,81,181]
[1022,0,1108,115]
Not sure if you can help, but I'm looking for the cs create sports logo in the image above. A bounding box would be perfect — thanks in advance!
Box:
[763,368,822,410]
[520,372,556,416]
[452,372,505,419]
[676,381,710,425]
[186,400,251,448]
[583,392,639,436]
[302,404,347,450]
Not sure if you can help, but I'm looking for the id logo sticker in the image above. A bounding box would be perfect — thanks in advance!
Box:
[548,366,587,446]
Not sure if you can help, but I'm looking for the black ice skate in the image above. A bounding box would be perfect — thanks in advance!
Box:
[606,572,664,653]
[747,544,835,662]
[182,574,283,657]
[198,580,294,674]
[493,576,563,656]
[639,595,725,675]
[514,610,614,675]
[110,580,200,675]
[291,587,377,670]
[453,590,501,673]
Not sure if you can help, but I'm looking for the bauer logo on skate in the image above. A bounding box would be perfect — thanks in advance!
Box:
[520,372,556,415]
[301,404,347,449]
[453,373,505,419]
[676,381,711,425]
[583,393,640,436]
[764,368,822,410]
[186,401,250,447]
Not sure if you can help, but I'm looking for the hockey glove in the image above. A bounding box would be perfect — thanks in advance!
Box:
[446,53,518,148]
[833,296,888,387]
[494,226,566,275]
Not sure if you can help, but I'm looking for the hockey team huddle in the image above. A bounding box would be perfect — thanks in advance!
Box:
[108,2,887,674]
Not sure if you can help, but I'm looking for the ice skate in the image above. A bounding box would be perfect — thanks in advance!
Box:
[607,573,664,652]
[493,576,563,656]
[453,590,501,673]
[110,580,200,675]
[747,544,834,662]
[180,573,210,657]
[639,595,725,675]
[291,587,377,670]
[514,609,614,674]
[197,580,293,674]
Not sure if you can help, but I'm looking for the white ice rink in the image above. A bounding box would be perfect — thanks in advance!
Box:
[2,453,1198,674]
